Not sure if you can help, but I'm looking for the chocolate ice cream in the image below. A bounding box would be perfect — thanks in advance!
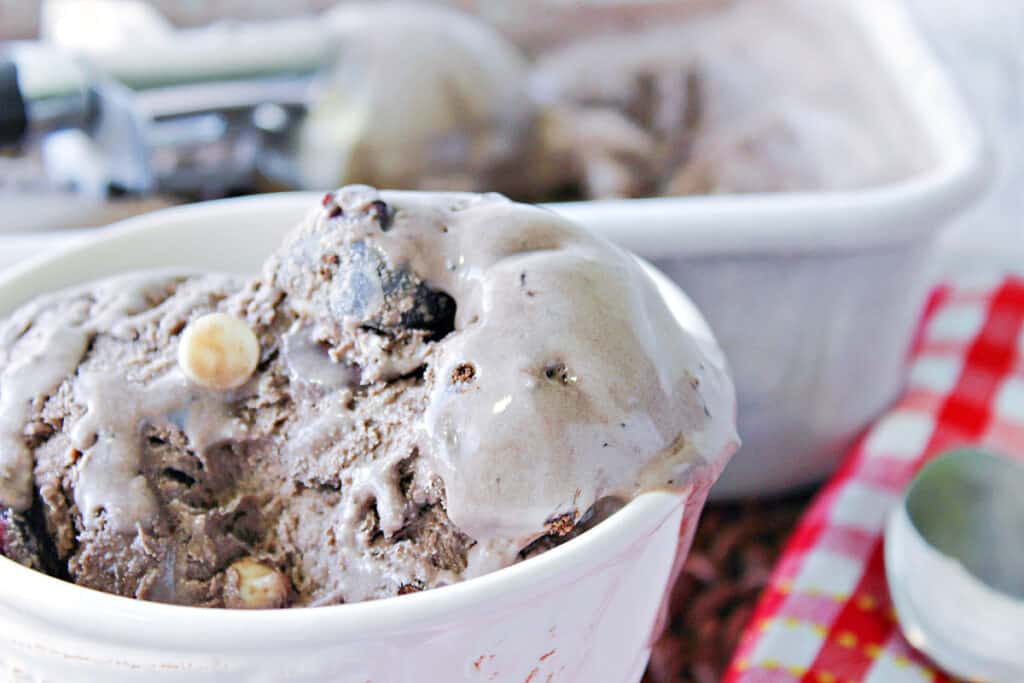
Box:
[291,2,921,202]
[0,187,737,607]
[529,0,921,199]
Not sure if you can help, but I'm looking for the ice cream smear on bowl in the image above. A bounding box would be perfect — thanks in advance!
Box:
[0,187,737,607]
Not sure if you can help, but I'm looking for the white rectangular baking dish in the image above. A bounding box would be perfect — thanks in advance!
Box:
[554,0,988,498]
[0,0,987,501]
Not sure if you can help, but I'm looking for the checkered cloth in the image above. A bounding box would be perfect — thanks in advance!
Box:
[723,275,1024,683]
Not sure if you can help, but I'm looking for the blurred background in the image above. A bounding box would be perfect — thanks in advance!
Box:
[0,0,1019,273]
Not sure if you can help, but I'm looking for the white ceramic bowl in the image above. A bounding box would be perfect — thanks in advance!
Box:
[555,0,989,499]
[0,195,732,682]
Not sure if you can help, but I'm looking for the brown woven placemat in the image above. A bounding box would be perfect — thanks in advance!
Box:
[644,492,815,683]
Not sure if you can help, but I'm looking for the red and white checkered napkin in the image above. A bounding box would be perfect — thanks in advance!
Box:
[723,275,1024,683]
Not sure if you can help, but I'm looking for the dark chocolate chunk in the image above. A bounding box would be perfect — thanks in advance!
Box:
[0,508,58,576]
[330,241,456,339]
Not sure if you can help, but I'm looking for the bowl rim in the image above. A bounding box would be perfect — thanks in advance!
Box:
[0,192,725,649]
[0,490,689,650]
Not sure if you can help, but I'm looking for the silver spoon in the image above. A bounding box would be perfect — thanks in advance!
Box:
[885,448,1024,682]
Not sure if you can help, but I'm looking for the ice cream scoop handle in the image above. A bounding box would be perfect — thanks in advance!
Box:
[0,57,28,146]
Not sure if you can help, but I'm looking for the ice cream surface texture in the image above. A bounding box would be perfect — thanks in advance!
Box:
[0,187,737,607]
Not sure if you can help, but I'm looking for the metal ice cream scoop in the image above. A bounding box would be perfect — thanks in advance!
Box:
[0,0,532,229]
[885,448,1024,683]
[0,20,328,198]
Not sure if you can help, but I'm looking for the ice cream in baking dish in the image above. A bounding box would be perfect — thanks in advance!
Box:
[297,1,922,200]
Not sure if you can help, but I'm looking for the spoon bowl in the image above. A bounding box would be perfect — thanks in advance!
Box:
[885,448,1024,682]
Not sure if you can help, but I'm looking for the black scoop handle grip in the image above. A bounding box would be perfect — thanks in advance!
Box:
[0,57,28,146]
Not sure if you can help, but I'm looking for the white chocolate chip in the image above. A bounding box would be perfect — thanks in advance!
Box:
[224,558,291,609]
[178,313,260,391]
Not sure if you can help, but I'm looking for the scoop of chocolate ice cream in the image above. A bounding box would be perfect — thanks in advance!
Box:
[297,2,535,195]
[0,186,737,607]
